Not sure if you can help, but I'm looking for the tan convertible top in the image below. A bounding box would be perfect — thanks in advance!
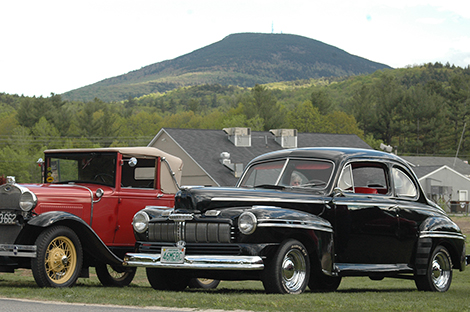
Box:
[44,147,183,194]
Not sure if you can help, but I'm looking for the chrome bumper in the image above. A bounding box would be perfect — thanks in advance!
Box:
[0,244,37,258]
[123,253,264,270]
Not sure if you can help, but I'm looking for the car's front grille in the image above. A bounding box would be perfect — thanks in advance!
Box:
[149,222,233,243]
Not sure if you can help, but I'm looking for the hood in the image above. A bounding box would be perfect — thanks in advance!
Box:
[19,183,113,214]
[175,186,328,213]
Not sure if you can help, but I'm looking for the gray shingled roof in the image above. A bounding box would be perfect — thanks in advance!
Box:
[159,128,371,186]
[401,156,470,177]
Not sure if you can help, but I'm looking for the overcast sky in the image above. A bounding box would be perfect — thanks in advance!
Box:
[1,0,469,98]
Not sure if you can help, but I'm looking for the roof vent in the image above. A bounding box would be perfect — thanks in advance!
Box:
[269,129,298,148]
[219,152,243,178]
[222,127,251,147]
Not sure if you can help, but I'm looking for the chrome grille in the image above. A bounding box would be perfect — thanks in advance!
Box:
[149,222,232,243]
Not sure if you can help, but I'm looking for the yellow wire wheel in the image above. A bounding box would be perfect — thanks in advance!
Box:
[32,226,83,287]
[44,235,77,284]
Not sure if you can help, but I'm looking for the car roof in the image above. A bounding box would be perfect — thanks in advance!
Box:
[44,146,183,194]
[248,147,405,166]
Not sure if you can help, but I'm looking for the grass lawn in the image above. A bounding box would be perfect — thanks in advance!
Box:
[1,216,469,312]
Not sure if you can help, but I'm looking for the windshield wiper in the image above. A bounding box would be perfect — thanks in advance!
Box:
[296,181,327,188]
[254,184,286,190]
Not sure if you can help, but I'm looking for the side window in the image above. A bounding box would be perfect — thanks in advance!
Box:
[392,167,417,198]
[121,158,157,188]
[338,164,353,191]
[339,162,389,195]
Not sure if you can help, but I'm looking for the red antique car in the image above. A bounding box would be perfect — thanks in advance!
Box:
[0,147,183,287]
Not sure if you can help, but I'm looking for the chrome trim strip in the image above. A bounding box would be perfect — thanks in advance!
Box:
[0,244,37,258]
[258,220,333,232]
[123,253,264,270]
[419,231,466,240]
[211,197,326,205]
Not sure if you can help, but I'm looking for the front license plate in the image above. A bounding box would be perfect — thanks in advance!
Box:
[161,247,185,264]
[0,212,17,225]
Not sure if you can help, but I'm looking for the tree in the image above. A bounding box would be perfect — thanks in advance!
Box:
[244,85,284,130]
[310,88,332,115]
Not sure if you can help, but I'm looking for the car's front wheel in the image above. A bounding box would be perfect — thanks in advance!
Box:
[31,226,83,287]
[415,245,453,292]
[146,268,190,291]
[95,263,137,287]
[262,239,310,294]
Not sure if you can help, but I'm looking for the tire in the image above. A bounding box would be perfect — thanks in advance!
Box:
[309,270,341,292]
[31,226,83,288]
[146,268,190,291]
[415,245,453,292]
[95,263,137,287]
[261,239,310,294]
[188,278,220,289]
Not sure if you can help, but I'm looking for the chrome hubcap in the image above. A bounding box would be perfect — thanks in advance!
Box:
[431,251,451,290]
[281,249,306,292]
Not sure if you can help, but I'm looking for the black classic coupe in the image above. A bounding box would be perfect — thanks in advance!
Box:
[124,148,468,294]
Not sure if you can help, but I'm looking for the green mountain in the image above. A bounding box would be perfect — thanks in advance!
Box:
[62,33,392,102]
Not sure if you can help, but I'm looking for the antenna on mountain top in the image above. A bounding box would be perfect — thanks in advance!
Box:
[271,22,274,33]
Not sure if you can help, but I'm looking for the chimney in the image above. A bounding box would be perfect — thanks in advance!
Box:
[269,129,298,148]
[219,152,244,178]
[222,127,251,147]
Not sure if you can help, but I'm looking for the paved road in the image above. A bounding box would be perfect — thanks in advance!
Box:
[0,298,201,312]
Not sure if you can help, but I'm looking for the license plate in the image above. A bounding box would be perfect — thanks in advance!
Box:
[161,246,185,264]
[0,212,17,225]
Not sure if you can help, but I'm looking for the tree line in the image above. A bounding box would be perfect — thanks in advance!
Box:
[0,63,469,183]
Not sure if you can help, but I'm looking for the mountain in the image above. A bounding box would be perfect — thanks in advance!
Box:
[62,33,392,102]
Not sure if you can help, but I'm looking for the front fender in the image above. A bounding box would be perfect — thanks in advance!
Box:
[248,206,335,274]
[27,211,122,266]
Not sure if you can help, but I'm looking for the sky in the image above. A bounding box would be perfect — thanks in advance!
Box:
[1,0,469,98]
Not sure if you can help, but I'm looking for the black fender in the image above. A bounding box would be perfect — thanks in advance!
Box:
[245,206,335,274]
[26,211,122,266]
[416,216,467,272]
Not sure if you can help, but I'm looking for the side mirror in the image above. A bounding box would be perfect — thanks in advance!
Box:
[128,157,138,167]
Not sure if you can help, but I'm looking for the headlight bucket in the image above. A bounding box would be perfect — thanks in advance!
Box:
[19,191,37,211]
[133,211,150,233]
[238,211,257,235]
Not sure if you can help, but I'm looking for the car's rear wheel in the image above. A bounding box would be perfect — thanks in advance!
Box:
[188,278,220,289]
[262,239,310,294]
[415,245,453,292]
[95,263,136,287]
[146,268,190,291]
[309,270,341,292]
[31,226,83,287]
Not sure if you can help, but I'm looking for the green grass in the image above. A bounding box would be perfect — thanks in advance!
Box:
[1,216,469,311]
[1,264,469,311]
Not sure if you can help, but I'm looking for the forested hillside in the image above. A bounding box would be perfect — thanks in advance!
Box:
[1,63,469,183]
[62,33,391,102]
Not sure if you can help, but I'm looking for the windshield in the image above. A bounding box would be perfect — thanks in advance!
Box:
[239,158,334,189]
[44,152,117,187]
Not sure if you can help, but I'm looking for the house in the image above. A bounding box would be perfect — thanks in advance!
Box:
[148,127,371,187]
[402,156,470,213]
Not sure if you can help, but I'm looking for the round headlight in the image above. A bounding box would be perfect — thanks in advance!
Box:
[238,211,257,235]
[133,211,150,233]
[19,191,37,212]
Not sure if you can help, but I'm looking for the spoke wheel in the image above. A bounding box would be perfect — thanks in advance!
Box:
[32,226,82,287]
[96,263,136,287]
[415,245,453,292]
[262,239,310,294]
